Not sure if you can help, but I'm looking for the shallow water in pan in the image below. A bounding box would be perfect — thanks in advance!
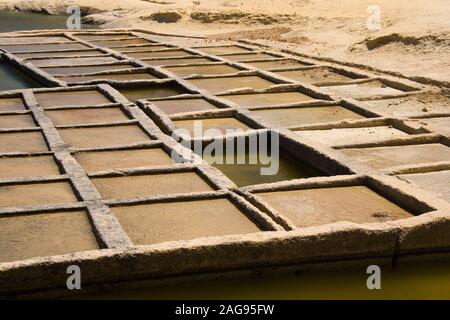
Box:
[203,148,322,187]
[0,61,41,91]
[117,84,188,103]
[43,64,136,75]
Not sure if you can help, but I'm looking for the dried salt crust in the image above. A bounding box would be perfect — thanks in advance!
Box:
[0,29,448,298]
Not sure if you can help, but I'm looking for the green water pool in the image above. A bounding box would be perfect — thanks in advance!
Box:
[0,60,41,91]
[0,11,96,32]
[86,259,450,300]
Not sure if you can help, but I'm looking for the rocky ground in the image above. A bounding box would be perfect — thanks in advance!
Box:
[0,0,449,84]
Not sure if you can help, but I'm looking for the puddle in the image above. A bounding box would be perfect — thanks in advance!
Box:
[204,147,322,187]
[362,94,450,117]
[15,50,105,59]
[0,97,26,112]
[112,198,261,245]
[42,64,136,75]
[277,66,359,83]
[322,80,405,99]
[116,83,188,103]
[245,59,311,70]
[35,90,111,107]
[256,185,413,227]
[0,181,78,208]
[221,53,278,61]
[173,117,250,138]
[190,76,276,94]
[58,124,152,149]
[0,131,48,153]
[0,61,41,91]
[398,170,450,203]
[0,114,36,128]
[151,98,218,115]
[58,72,159,83]
[0,210,98,263]
[197,46,252,55]
[91,171,213,199]
[222,91,317,108]
[0,155,60,179]
[296,126,408,147]
[74,148,174,173]
[143,57,216,66]
[0,11,95,32]
[165,64,240,77]
[0,43,90,53]
[46,107,129,126]
[341,143,450,169]
[251,105,363,127]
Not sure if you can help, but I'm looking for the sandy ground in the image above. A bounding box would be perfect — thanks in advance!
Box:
[1,0,449,83]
